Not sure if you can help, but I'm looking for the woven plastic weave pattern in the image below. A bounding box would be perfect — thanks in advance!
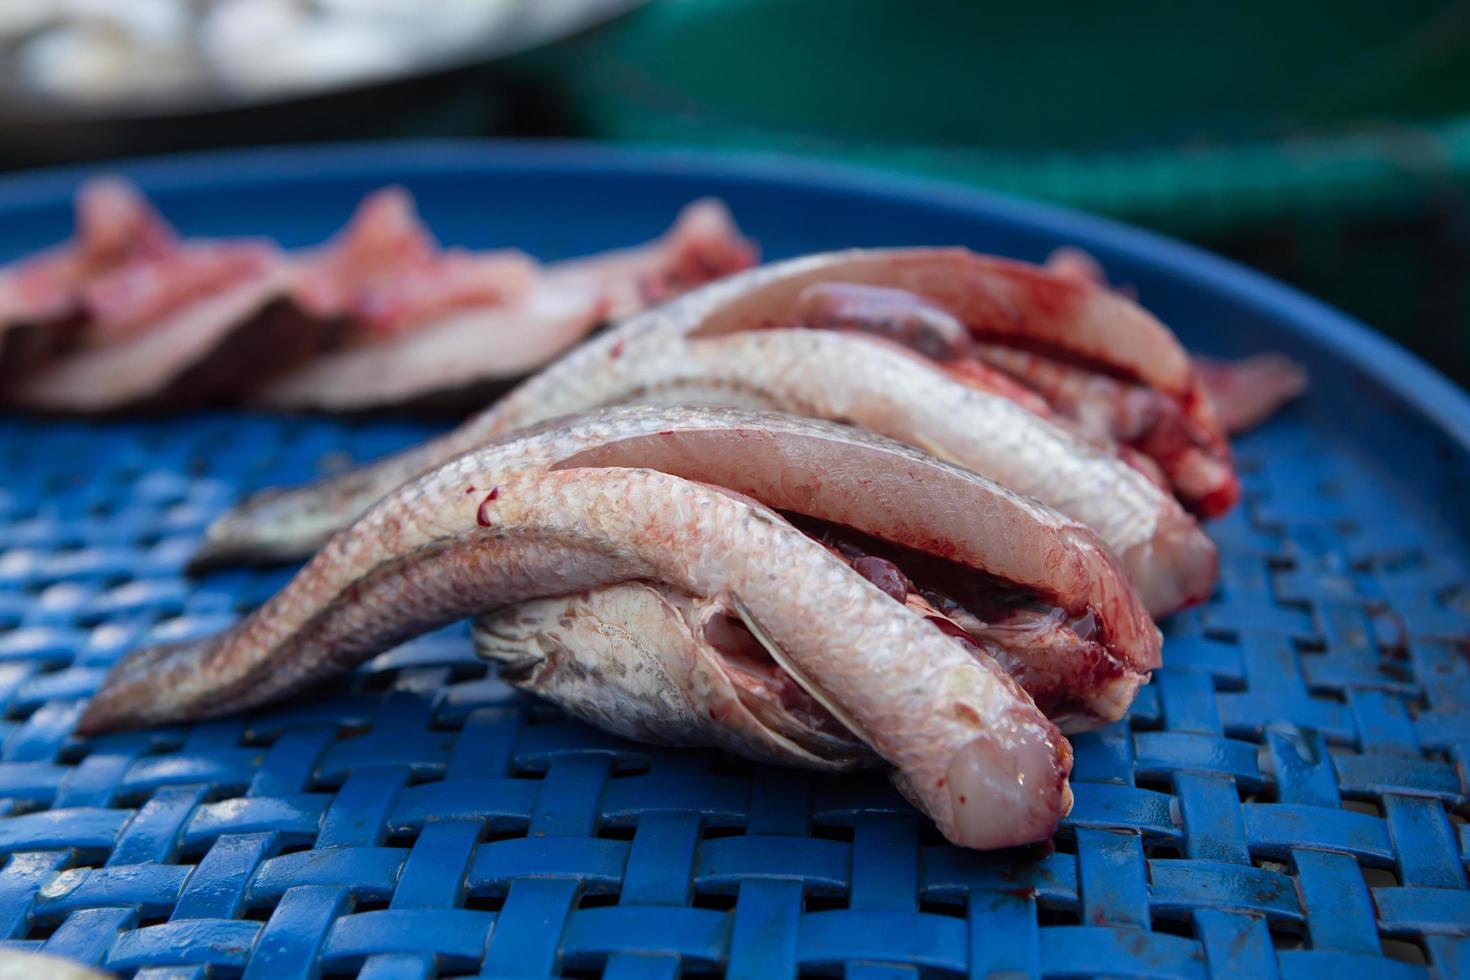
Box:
[0,400,1465,979]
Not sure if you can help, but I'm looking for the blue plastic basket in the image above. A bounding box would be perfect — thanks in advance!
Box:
[0,142,1466,979]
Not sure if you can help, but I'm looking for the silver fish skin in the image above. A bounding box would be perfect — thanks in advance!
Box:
[83,408,1090,849]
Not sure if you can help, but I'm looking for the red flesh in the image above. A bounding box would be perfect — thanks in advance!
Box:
[790,281,1239,517]
[793,514,1130,723]
[291,187,536,336]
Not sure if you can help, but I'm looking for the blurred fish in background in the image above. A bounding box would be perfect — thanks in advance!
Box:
[0,0,640,163]
[5,0,524,104]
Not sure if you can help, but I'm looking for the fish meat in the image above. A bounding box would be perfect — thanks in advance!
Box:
[1,177,341,411]
[783,263,1236,516]
[540,198,759,321]
[0,177,172,382]
[8,262,321,412]
[3,182,756,412]
[81,407,1163,849]
[195,254,1217,617]
[1197,354,1308,434]
[252,282,610,412]
[1039,245,1307,437]
[252,194,756,412]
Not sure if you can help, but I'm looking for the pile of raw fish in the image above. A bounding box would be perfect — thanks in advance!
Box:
[53,186,1305,851]
[0,177,755,411]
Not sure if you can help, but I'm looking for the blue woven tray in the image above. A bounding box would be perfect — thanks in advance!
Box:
[0,143,1466,979]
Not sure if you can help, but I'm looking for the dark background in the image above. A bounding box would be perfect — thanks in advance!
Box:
[5,0,1469,387]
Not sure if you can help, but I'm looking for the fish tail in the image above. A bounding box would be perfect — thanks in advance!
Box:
[75,635,226,735]
[186,485,335,573]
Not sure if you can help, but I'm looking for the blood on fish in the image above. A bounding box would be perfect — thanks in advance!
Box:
[476,487,500,526]
[927,615,984,651]
[465,486,476,494]
[795,282,969,360]
[1014,267,1084,322]
[853,555,909,602]
[610,339,625,360]
[1193,483,1239,519]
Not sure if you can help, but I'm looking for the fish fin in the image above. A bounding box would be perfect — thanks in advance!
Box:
[186,486,312,573]
[729,595,876,748]
[469,612,549,678]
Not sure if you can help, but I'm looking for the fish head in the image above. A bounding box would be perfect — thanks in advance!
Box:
[474,581,872,771]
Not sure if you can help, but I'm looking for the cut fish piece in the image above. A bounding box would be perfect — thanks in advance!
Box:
[289,187,539,337]
[252,193,755,411]
[253,281,609,412]
[542,198,758,321]
[1197,354,1308,434]
[7,262,334,412]
[0,177,333,408]
[0,177,176,382]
